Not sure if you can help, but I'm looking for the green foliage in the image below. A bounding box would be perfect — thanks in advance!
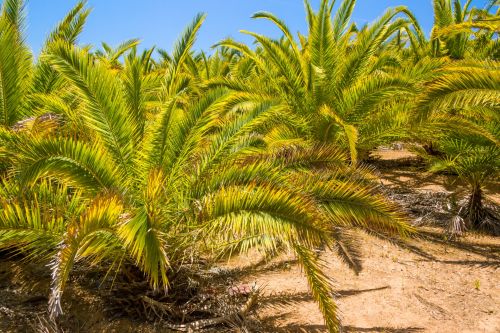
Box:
[0,0,497,331]
[216,0,426,164]
[431,0,499,59]
[416,61,499,234]
[0,0,32,126]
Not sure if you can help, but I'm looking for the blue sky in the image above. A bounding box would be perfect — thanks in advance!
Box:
[21,0,489,55]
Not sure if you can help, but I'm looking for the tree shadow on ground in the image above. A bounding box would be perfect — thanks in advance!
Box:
[416,258,500,268]
[366,230,437,260]
[259,323,327,332]
[378,168,459,193]
[218,225,499,284]
[213,257,299,281]
[343,326,424,333]
[258,323,423,333]
[419,229,500,260]
[258,286,390,311]
[368,227,500,264]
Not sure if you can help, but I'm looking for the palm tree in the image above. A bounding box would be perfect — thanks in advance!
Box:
[431,0,499,59]
[215,0,425,164]
[429,138,499,234]
[416,61,499,234]
[0,6,414,333]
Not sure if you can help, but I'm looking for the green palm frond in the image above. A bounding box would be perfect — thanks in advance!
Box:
[44,42,135,172]
[13,137,120,193]
[295,245,340,333]
[0,3,32,126]
[166,13,206,94]
[30,1,90,96]
[0,0,25,32]
[44,1,89,46]
[122,53,162,144]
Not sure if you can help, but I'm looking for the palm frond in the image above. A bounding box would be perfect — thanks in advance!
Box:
[49,195,124,317]
[295,245,340,333]
[13,137,120,194]
[44,42,135,172]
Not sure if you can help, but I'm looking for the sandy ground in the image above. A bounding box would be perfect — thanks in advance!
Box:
[232,228,499,333]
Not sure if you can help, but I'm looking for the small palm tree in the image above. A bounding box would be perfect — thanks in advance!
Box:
[416,61,500,234]
[429,139,499,234]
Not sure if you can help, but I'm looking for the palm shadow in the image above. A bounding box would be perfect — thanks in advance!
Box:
[342,326,424,333]
[416,258,500,268]
[419,229,500,260]
[213,257,299,281]
[259,323,327,332]
[369,227,500,264]
[259,286,390,311]
[258,323,423,333]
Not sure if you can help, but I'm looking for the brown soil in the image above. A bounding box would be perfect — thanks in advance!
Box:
[233,228,499,333]
[0,148,498,332]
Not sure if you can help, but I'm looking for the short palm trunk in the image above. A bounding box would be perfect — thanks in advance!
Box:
[463,184,499,235]
[466,185,484,228]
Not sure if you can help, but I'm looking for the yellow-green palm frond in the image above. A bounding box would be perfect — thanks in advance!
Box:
[295,244,340,333]
[0,0,32,126]
[95,39,140,69]
[0,180,85,262]
[417,65,500,121]
[296,172,415,237]
[44,42,137,172]
[0,0,25,33]
[118,169,170,291]
[13,137,120,194]
[199,184,331,251]
[247,143,347,171]
[49,195,124,317]
[436,21,500,38]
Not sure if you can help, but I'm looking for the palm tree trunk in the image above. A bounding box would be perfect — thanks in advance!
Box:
[423,141,441,156]
[466,184,484,229]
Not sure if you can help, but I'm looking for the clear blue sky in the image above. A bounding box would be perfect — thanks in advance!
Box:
[19,0,489,55]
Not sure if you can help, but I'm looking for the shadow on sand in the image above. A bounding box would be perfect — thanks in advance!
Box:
[258,323,423,332]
